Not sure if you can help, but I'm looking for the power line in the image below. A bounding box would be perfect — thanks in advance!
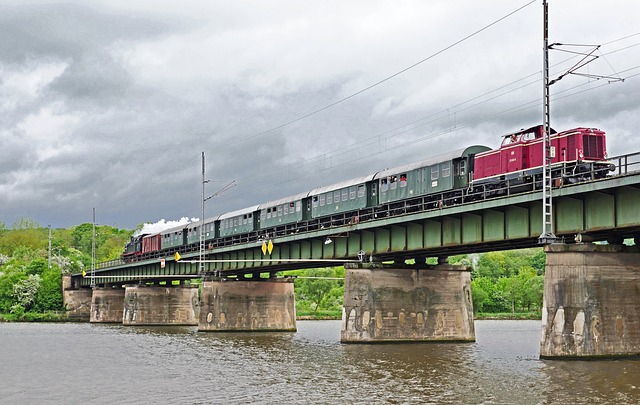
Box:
[217,0,537,149]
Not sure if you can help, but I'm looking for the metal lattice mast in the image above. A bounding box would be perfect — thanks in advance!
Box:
[91,207,96,288]
[539,0,557,244]
[199,151,207,278]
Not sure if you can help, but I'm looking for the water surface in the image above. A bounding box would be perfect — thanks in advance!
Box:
[1,320,639,404]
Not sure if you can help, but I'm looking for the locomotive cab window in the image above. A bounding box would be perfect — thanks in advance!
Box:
[312,196,319,208]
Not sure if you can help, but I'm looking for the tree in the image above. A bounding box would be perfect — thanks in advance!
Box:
[294,267,342,314]
[12,274,41,311]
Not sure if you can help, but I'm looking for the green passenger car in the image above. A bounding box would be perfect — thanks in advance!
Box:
[219,205,259,238]
[259,192,309,229]
[159,224,188,250]
[375,146,491,203]
[309,175,375,219]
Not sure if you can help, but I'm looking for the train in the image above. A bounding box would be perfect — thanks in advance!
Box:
[122,125,613,262]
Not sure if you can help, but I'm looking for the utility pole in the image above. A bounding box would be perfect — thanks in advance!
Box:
[200,151,209,279]
[91,208,96,288]
[48,225,52,269]
[539,0,557,244]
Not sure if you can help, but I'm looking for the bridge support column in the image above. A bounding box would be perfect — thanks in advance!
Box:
[122,285,199,326]
[341,265,475,343]
[199,279,296,332]
[540,244,640,358]
[90,287,125,323]
[62,275,91,321]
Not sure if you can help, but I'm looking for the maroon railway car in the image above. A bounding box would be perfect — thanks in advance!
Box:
[141,233,161,254]
[472,125,611,187]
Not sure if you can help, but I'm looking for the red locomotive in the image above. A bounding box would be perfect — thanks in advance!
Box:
[472,125,612,191]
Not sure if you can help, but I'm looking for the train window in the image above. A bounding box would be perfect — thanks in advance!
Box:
[390,175,397,190]
[442,163,450,178]
[358,185,365,198]
[458,160,466,176]
[380,178,388,192]
[326,193,333,205]
[242,216,247,225]
[283,204,288,214]
[342,189,348,202]
[278,206,283,216]
[296,201,301,212]
[431,165,439,180]
[312,196,319,208]
[319,194,325,206]
[334,191,341,204]
[234,217,239,226]
[349,186,356,200]
[399,173,407,187]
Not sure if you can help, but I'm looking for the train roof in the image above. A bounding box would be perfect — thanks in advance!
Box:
[308,174,377,196]
[258,192,309,209]
[373,145,491,179]
[218,204,260,220]
[158,223,190,235]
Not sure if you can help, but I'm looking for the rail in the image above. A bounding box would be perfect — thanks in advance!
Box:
[93,151,640,271]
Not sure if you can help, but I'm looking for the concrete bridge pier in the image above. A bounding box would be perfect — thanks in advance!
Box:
[540,244,640,358]
[122,284,200,326]
[61,274,92,321]
[341,264,475,343]
[90,287,125,323]
[199,278,296,332]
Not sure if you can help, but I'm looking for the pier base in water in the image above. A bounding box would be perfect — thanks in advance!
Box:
[122,285,199,326]
[90,287,125,323]
[540,244,640,358]
[199,279,297,332]
[341,265,475,343]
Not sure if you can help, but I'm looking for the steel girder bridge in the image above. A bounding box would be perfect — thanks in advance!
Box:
[74,152,640,287]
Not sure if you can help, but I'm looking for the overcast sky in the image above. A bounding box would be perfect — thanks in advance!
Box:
[1,0,639,230]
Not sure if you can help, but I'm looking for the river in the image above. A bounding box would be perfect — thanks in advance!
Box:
[1,320,639,404]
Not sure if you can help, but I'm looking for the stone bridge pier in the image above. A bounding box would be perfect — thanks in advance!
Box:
[90,287,125,323]
[341,264,475,343]
[541,243,640,358]
[199,278,296,332]
[122,284,200,326]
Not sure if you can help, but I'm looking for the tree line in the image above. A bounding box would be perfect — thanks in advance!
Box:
[0,218,546,319]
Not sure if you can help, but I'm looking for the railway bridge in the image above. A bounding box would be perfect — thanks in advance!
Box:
[66,152,640,358]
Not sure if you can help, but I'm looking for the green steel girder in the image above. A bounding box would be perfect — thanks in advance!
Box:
[76,174,640,286]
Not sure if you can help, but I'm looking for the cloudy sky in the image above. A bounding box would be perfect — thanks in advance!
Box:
[1,0,639,230]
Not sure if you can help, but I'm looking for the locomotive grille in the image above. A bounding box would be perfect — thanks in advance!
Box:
[583,135,603,158]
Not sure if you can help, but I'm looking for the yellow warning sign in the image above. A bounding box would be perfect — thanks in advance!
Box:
[267,239,274,255]
[261,241,267,255]
[174,252,181,261]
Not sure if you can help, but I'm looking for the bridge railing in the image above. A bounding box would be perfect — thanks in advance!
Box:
[610,151,640,176]
[92,151,640,272]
